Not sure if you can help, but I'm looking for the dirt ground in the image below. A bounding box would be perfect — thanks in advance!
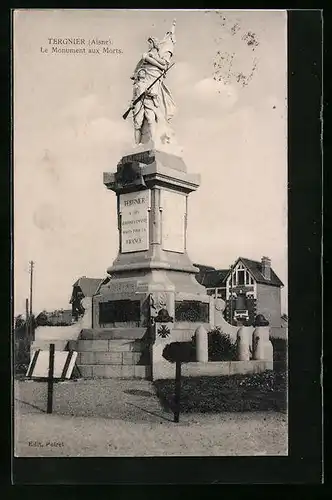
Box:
[14,379,288,457]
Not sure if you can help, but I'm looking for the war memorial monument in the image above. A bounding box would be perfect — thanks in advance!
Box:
[33,20,273,379]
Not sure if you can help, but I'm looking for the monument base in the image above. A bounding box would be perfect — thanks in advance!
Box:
[80,147,212,378]
[95,146,211,333]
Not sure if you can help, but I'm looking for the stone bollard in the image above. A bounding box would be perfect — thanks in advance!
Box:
[214,298,226,327]
[195,325,208,362]
[237,327,251,361]
[264,337,274,362]
[80,297,93,329]
[253,326,270,360]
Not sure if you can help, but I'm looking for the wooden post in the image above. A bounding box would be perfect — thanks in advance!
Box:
[25,298,31,363]
[29,261,34,341]
[174,360,181,423]
[47,343,55,414]
[25,298,29,339]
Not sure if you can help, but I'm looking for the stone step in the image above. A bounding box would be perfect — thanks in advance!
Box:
[72,339,147,352]
[34,325,81,341]
[77,364,151,379]
[80,328,147,340]
[108,339,145,352]
[77,351,145,365]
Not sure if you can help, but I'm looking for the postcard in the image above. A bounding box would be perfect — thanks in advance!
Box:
[13,9,288,460]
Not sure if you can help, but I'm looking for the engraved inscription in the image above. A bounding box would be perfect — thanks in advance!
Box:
[120,190,150,253]
[108,282,137,294]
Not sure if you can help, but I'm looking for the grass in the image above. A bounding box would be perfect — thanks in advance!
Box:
[154,370,287,414]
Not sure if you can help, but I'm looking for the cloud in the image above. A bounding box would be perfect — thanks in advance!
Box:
[84,116,128,145]
[57,92,129,147]
[60,93,103,122]
[33,203,65,231]
[169,61,198,88]
[192,77,238,109]
[171,62,237,111]
[13,11,287,315]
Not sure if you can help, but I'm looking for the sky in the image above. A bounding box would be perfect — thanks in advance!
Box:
[13,9,288,316]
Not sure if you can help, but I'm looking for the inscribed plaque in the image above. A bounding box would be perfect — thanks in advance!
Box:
[120,190,150,253]
[161,190,186,253]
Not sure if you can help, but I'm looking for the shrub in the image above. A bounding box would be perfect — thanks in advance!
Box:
[271,337,287,373]
[162,341,195,363]
[14,317,34,375]
[271,337,287,359]
[207,328,237,361]
[14,338,30,375]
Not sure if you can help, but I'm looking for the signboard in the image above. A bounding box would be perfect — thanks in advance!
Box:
[26,350,77,379]
[120,190,150,253]
[161,190,186,253]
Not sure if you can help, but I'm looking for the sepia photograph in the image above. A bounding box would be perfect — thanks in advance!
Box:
[13,9,288,459]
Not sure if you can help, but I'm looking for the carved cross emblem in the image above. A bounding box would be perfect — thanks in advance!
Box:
[157,325,171,338]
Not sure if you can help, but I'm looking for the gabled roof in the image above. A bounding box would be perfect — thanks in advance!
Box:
[194,263,215,286]
[195,258,284,288]
[194,263,216,273]
[200,269,229,288]
[194,264,228,288]
[72,277,103,298]
[236,257,284,287]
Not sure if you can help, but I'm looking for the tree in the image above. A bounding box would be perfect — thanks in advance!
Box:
[14,315,25,330]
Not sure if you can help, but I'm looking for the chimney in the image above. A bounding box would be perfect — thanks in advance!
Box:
[261,256,271,280]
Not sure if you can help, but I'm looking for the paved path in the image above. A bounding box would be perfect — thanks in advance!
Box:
[14,379,288,457]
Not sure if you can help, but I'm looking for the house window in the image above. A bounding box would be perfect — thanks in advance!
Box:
[237,270,245,285]
[244,270,254,285]
[230,264,254,288]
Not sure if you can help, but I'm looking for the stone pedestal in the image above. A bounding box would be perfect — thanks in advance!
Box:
[252,326,273,363]
[195,325,208,362]
[237,326,251,361]
[92,144,211,341]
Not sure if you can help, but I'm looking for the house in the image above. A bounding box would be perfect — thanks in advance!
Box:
[194,264,228,300]
[70,277,103,321]
[195,256,284,338]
